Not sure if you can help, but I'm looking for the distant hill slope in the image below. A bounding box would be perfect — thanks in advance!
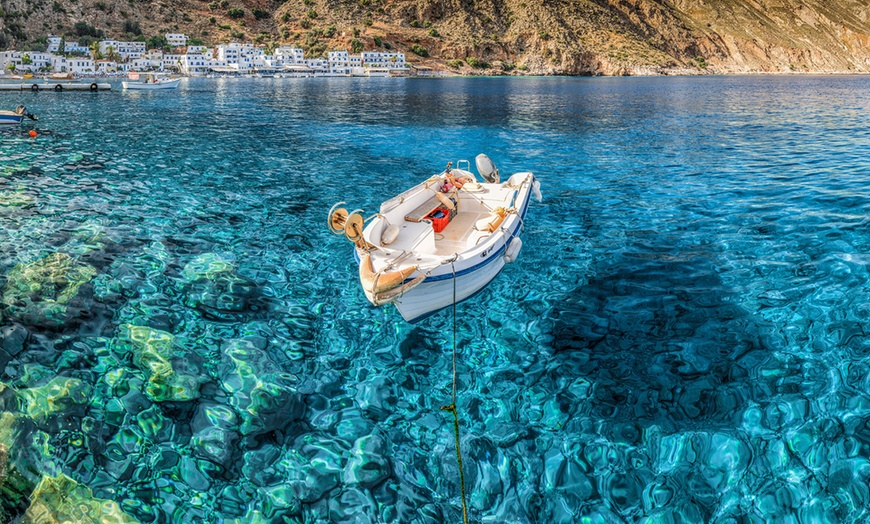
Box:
[2,0,870,75]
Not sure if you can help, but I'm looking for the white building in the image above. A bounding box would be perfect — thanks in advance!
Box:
[216,42,262,65]
[67,58,95,74]
[180,55,225,76]
[163,53,188,70]
[129,58,161,71]
[99,40,146,60]
[65,42,89,55]
[95,60,119,73]
[276,46,305,65]
[47,36,62,53]
[306,58,328,73]
[3,52,55,72]
[51,55,68,72]
[328,50,350,74]
[166,33,188,47]
[187,45,208,55]
[0,51,18,72]
[361,51,407,70]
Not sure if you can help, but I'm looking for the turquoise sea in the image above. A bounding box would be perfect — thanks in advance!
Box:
[2,75,870,522]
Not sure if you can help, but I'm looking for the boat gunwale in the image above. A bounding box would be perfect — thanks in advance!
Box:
[354,172,535,283]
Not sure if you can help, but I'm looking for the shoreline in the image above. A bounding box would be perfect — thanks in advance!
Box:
[3,69,870,82]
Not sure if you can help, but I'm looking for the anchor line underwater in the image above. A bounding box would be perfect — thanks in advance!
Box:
[440,257,469,524]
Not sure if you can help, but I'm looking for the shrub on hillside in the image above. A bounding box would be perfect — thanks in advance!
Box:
[465,57,488,68]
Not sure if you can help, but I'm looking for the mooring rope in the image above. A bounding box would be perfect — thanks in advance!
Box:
[440,258,469,524]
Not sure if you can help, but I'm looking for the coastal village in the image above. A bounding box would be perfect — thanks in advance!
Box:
[0,33,410,77]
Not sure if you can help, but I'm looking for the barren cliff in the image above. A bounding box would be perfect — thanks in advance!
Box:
[2,0,870,75]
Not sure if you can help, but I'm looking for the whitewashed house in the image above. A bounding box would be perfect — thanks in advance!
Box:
[328,51,351,75]
[179,54,215,76]
[361,51,407,70]
[51,55,68,72]
[65,42,89,55]
[67,58,95,74]
[47,36,62,53]
[166,33,188,48]
[163,53,186,70]
[99,40,146,60]
[95,60,119,73]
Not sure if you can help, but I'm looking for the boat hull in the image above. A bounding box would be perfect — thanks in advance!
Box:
[392,244,510,322]
[122,79,181,90]
[0,114,23,125]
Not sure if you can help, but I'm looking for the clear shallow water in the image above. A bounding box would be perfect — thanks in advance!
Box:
[1,75,870,522]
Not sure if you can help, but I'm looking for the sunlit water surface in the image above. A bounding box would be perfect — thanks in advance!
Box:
[2,76,870,522]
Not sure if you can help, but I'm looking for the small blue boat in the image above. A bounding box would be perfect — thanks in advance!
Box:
[0,105,37,125]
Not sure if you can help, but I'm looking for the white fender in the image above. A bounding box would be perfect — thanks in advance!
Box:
[504,238,522,263]
[532,179,542,203]
[381,224,400,245]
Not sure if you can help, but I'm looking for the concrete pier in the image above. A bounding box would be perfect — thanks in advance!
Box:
[0,82,112,92]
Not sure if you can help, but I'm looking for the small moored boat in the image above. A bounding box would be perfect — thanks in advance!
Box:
[0,105,37,125]
[122,72,181,90]
[328,155,542,322]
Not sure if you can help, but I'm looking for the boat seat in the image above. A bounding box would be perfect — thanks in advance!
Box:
[404,192,457,223]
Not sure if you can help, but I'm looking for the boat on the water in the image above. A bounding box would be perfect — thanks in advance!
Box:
[327,155,542,322]
[0,105,37,125]
[122,72,181,90]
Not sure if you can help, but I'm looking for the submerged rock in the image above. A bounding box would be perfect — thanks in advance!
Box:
[0,189,35,211]
[0,442,36,524]
[220,339,304,436]
[19,376,92,429]
[343,434,391,487]
[182,254,259,321]
[2,252,96,328]
[182,253,235,282]
[190,402,240,466]
[241,436,344,513]
[22,473,139,524]
[117,325,202,402]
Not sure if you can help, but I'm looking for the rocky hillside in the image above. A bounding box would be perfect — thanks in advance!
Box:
[2,0,870,75]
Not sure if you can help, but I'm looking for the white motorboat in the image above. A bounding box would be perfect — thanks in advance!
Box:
[0,105,37,125]
[122,73,181,90]
[328,155,542,322]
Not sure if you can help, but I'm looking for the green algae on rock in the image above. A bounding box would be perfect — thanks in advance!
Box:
[19,377,93,428]
[220,339,304,436]
[22,473,139,524]
[0,189,35,211]
[2,253,97,327]
[182,253,235,282]
[0,443,36,524]
[116,325,202,403]
[182,253,259,321]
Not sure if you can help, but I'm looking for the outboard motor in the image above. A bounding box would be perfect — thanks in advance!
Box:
[475,154,499,184]
[16,105,37,121]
